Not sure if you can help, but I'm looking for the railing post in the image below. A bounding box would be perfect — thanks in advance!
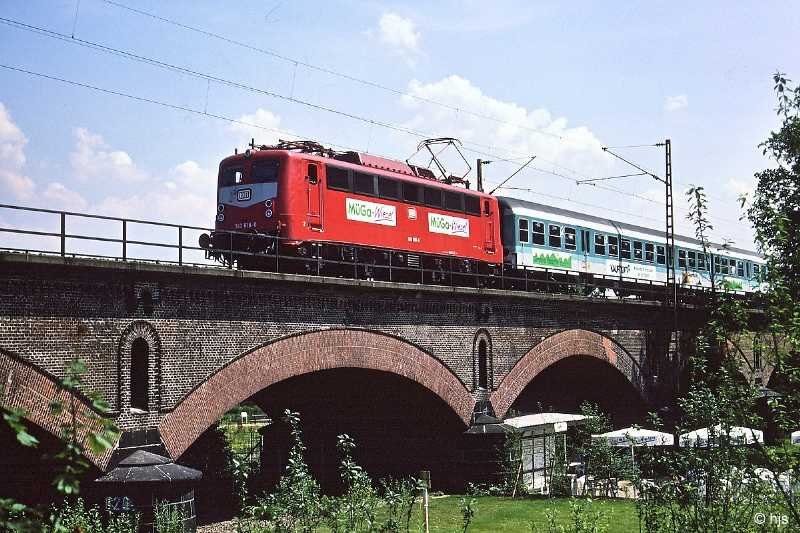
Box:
[122,219,127,261]
[60,212,65,257]
[228,232,233,269]
[178,226,183,266]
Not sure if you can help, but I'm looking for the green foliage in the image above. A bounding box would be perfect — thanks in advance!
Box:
[154,501,186,533]
[50,498,139,533]
[459,496,476,533]
[322,434,380,532]
[575,403,637,497]
[531,499,608,533]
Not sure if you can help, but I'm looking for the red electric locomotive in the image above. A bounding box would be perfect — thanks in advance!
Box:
[199,141,502,279]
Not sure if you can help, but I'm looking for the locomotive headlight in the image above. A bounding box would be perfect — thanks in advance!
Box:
[217,204,225,213]
[265,209,273,218]
[216,213,225,222]
[265,199,273,208]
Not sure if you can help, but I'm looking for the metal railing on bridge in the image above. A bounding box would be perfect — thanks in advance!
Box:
[0,203,729,303]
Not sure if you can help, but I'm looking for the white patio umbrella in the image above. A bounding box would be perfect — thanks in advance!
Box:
[592,427,674,462]
[679,424,764,447]
[791,430,800,445]
[593,427,675,447]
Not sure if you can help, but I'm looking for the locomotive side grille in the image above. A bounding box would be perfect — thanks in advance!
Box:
[407,254,420,268]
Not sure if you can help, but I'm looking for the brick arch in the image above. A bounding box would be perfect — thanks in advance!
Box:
[159,329,476,460]
[0,348,116,470]
[490,329,646,419]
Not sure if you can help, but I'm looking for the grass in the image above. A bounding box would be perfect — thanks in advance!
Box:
[412,495,639,533]
[220,422,266,456]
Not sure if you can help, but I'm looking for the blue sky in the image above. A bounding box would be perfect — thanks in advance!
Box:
[1,0,798,252]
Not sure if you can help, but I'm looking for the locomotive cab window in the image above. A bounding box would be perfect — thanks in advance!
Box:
[464,195,481,215]
[564,227,577,251]
[220,166,244,186]
[633,241,643,261]
[532,222,545,245]
[608,235,619,257]
[518,218,529,243]
[403,183,421,203]
[424,187,443,208]
[645,242,654,262]
[326,165,350,191]
[594,234,606,255]
[353,172,376,195]
[620,239,631,259]
[444,191,463,211]
[252,160,280,183]
[378,177,400,200]
[305,163,318,184]
[656,245,666,265]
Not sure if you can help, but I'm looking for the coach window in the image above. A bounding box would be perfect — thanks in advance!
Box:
[464,195,481,215]
[746,262,751,278]
[564,227,577,251]
[678,250,687,269]
[378,177,400,200]
[403,183,421,203]
[353,172,376,195]
[633,241,643,261]
[753,264,761,280]
[656,245,666,265]
[698,253,707,271]
[737,261,745,277]
[130,338,149,412]
[594,234,606,255]
[424,187,443,208]
[532,222,545,245]
[518,219,529,243]
[620,239,631,259]
[608,235,619,257]
[645,242,655,262]
[688,251,696,269]
[444,191,463,212]
[548,224,562,248]
[326,165,350,191]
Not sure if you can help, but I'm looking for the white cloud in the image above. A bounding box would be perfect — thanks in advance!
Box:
[664,94,688,112]
[228,108,290,146]
[69,127,148,183]
[42,182,88,211]
[377,12,420,54]
[0,102,35,200]
[401,75,606,180]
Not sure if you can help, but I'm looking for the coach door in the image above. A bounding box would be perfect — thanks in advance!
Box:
[483,199,496,254]
[306,162,322,231]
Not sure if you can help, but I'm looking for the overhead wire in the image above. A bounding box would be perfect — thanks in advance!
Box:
[0,10,747,230]
[0,14,684,211]
[0,62,684,229]
[101,0,565,141]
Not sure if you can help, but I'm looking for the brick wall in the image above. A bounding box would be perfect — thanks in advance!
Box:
[0,254,705,465]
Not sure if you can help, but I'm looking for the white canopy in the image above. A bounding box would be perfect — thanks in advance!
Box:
[680,425,764,447]
[504,413,586,435]
[792,431,800,445]
[593,427,674,447]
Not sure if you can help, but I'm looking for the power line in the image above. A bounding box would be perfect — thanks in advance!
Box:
[101,0,565,141]
[0,14,679,210]
[0,62,692,232]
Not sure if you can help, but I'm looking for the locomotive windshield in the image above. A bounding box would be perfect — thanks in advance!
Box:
[251,160,279,183]
[219,159,280,186]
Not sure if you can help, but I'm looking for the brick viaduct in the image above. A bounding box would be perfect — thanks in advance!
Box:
[0,252,707,472]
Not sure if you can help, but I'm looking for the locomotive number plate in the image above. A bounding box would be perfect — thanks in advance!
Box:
[237,188,252,201]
